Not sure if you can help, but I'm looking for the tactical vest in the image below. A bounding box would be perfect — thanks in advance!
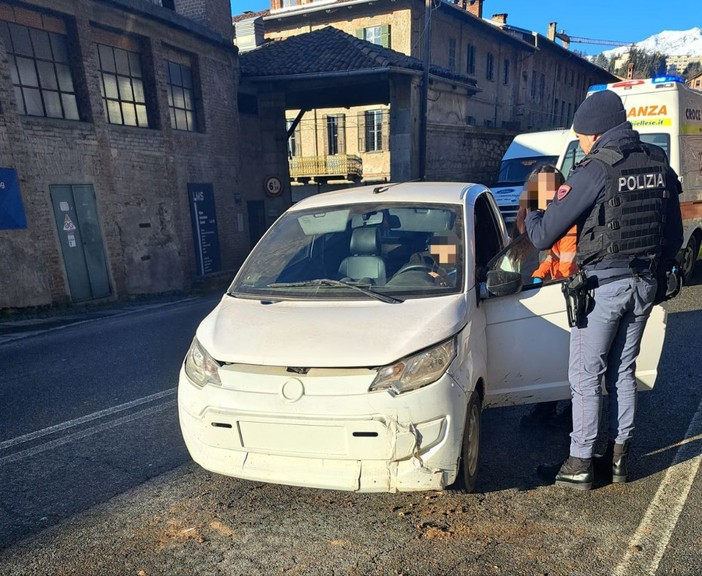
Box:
[576,143,671,268]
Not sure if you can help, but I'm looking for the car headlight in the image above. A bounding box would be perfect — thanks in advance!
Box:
[184,337,222,388]
[369,338,456,396]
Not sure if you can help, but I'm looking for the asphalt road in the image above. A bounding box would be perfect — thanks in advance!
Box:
[0,271,700,576]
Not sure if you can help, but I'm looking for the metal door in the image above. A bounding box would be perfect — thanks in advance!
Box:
[50,185,111,301]
[247,200,266,247]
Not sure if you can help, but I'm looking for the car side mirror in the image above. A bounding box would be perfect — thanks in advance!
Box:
[485,269,522,297]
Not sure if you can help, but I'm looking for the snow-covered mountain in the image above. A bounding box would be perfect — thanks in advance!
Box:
[600,27,702,59]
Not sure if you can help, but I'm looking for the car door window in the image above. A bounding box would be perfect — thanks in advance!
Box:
[473,195,504,283]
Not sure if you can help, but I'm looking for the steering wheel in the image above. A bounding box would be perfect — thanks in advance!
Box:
[396,264,435,274]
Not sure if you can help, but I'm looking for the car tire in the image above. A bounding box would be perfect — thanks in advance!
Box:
[680,234,699,282]
[452,391,482,493]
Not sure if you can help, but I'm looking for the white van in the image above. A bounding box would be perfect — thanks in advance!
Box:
[177,182,666,493]
[558,76,702,279]
[491,129,570,224]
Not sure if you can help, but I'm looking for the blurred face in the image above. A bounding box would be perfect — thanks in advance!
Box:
[519,178,539,212]
[537,171,559,209]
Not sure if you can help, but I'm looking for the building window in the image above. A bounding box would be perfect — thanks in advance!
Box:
[448,38,456,70]
[286,119,298,157]
[166,60,197,132]
[556,63,561,82]
[502,59,510,85]
[554,99,559,125]
[364,110,383,152]
[530,72,537,100]
[356,25,390,48]
[326,115,345,155]
[0,21,79,120]
[540,73,545,103]
[96,43,148,127]
[567,102,572,124]
[486,52,494,81]
[466,44,475,74]
[561,100,566,126]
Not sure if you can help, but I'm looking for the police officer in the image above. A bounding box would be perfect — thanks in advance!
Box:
[524,89,684,490]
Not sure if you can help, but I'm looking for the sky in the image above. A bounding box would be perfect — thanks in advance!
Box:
[229,0,699,56]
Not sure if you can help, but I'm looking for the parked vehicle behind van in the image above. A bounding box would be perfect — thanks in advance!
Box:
[559,76,702,279]
[491,129,570,224]
[178,182,666,493]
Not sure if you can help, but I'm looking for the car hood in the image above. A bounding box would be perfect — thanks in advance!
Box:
[197,293,469,367]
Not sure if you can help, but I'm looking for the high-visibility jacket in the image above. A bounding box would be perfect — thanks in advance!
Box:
[532,225,577,280]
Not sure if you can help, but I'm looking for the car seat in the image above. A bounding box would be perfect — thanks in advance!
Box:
[338,227,386,284]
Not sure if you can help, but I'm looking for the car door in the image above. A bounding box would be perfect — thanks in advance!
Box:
[479,229,667,409]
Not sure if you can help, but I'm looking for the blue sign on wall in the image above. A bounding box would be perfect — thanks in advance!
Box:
[188,183,221,276]
[0,168,27,229]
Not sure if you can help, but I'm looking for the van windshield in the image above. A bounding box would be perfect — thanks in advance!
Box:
[497,156,559,186]
[229,202,464,301]
[560,133,671,176]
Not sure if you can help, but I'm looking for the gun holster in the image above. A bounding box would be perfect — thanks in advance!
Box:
[562,270,593,328]
[654,260,682,305]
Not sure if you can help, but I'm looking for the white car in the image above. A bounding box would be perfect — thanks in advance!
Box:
[178,182,666,493]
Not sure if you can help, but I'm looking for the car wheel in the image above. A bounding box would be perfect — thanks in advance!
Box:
[453,391,482,493]
[680,234,699,282]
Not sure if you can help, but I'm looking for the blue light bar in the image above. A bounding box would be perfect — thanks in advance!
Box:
[652,75,684,84]
[587,84,608,92]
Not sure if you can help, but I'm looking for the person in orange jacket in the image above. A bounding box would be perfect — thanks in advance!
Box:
[528,165,578,282]
[517,164,577,428]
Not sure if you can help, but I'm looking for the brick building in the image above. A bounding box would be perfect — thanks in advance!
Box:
[0,0,255,309]
[234,0,616,196]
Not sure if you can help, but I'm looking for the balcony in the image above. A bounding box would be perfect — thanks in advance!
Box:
[289,155,363,183]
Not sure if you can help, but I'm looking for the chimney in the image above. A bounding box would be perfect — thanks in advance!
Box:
[174,0,233,42]
[547,22,557,42]
[492,13,507,25]
[234,17,265,53]
[467,0,483,19]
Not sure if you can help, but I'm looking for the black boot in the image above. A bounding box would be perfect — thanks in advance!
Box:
[593,441,614,482]
[555,456,593,490]
[612,442,629,483]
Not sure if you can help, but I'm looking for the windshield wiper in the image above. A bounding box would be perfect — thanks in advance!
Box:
[267,278,403,304]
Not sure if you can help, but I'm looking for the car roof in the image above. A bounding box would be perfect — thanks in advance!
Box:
[288,182,487,211]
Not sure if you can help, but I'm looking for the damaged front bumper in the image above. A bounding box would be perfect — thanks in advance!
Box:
[177,363,469,492]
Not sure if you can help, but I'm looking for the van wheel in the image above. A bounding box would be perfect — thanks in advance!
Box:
[680,235,699,282]
[453,391,482,493]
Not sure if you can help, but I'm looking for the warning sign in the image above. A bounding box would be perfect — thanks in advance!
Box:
[63,214,76,231]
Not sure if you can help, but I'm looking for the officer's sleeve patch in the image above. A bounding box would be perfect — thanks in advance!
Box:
[557,184,571,200]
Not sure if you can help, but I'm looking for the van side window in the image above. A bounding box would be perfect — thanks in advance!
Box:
[474,195,503,282]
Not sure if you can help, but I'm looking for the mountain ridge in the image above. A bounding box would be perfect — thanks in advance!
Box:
[600,27,702,59]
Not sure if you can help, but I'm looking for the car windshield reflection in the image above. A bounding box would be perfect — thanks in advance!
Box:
[230,202,465,300]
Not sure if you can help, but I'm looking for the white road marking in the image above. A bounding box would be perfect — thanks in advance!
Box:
[614,395,702,576]
[0,388,176,451]
[0,400,176,466]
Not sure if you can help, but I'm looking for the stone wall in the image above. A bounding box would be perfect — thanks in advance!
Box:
[426,124,516,187]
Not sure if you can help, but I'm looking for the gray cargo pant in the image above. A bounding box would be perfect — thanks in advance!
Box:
[568,271,658,459]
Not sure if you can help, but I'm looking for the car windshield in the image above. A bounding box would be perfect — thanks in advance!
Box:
[229,202,464,301]
[560,133,670,176]
[497,156,559,186]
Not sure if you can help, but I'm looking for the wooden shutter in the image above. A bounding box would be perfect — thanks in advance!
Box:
[338,114,346,154]
[380,25,391,48]
[358,111,366,153]
[381,109,390,151]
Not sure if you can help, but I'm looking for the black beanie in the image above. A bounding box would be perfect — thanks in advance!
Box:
[572,90,627,135]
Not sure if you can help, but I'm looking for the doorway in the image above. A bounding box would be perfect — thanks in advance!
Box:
[49,185,111,301]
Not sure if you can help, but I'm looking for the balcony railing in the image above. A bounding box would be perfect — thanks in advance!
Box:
[289,154,363,182]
